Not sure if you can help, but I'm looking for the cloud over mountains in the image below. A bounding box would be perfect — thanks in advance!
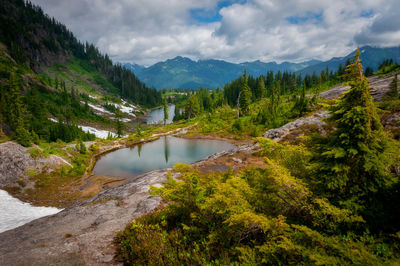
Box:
[31,0,400,65]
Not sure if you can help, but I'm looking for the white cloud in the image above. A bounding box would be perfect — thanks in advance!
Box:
[30,0,399,65]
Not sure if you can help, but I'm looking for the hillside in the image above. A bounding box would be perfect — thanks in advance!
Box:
[124,46,400,90]
[0,0,162,143]
[124,57,321,89]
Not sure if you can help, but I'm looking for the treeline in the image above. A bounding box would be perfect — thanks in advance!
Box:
[0,0,161,107]
[223,67,339,107]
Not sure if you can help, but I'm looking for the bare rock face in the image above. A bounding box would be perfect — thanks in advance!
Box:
[319,73,399,102]
[263,110,330,141]
[0,169,168,265]
[369,73,400,101]
[0,142,36,186]
[0,141,72,187]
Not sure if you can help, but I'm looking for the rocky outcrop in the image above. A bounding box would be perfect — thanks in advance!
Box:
[263,110,329,141]
[0,142,36,186]
[0,141,71,187]
[0,169,168,265]
[264,73,399,142]
[319,73,399,101]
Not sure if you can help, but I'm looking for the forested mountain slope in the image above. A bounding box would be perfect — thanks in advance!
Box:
[124,57,321,89]
[0,0,161,144]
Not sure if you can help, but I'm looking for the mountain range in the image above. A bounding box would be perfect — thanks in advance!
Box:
[124,46,400,89]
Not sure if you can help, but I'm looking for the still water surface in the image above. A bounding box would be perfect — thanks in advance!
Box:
[93,135,235,178]
[144,104,175,124]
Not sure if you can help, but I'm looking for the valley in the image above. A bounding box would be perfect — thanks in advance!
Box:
[1,0,400,265]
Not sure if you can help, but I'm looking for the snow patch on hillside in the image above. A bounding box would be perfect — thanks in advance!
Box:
[0,189,61,233]
[78,125,116,139]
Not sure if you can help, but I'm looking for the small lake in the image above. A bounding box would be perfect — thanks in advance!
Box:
[93,135,235,178]
[144,104,175,125]
[0,190,61,233]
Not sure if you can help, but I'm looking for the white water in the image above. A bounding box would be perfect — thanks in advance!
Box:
[0,190,61,233]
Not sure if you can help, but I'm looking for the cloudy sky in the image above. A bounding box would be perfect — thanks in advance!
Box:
[31,0,400,66]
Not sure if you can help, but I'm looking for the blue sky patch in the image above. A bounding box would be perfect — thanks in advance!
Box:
[286,11,323,24]
[190,0,246,23]
[360,9,374,18]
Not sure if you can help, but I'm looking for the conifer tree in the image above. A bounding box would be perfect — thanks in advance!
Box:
[386,74,399,99]
[255,78,266,99]
[312,47,392,212]
[6,73,24,130]
[14,118,31,147]
[79,140,87,154]
[292,83,310,117]
[239,70,252,116]
[115,109,125,137]
[185,95,199,122]
[163,99,169,126]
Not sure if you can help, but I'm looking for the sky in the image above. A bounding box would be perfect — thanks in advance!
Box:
[30,0,400,66]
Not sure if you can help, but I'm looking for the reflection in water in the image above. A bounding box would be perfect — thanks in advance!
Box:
[145,104,175,124]
[93,136,235,178]
[164,136,170,163]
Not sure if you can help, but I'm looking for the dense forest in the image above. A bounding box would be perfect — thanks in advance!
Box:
[0,0,164,145]
[0,0,161,107]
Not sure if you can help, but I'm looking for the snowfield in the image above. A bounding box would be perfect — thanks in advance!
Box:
[0,189,61,233]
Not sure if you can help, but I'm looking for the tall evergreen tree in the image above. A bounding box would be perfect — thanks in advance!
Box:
[312,48,393,212]
[185,95,199,122]
[255,78,266,100]
[239,70,252,116]
[386,74,399,99]
[6,73,24,130]
[292,82,310,117]
[115,110,125,137]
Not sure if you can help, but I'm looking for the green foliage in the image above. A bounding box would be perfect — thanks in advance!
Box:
[77,140,86,154]
[88,143,99,153]
[364,66,374,77]
[311,49,395,214]
[14,122,31,147]
[376,59,400,75]
[115,110,125,138]
[117,148,397,264]
[28,148,46,158]
[0,128,8,143]
[385,74,399,99]
[184,95,200,121]
[239,70,252,116]
[291,83,311,117]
